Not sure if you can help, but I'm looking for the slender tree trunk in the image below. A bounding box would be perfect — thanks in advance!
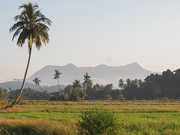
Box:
[5,48,32,109]
[85,86,87,94]
[57,79,60,91]
[39,86,49,99]
[84,84,87,94]
[39,85,45,92]
[57,79,61,98]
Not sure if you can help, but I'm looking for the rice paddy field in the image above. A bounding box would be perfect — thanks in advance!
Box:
[0,100,180,135]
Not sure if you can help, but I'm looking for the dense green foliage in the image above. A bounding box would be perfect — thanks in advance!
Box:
[59,69,180,100]
[8,88,49,100]
[121,69,180,100]
[0,87,8,100]
[78,108,119,135]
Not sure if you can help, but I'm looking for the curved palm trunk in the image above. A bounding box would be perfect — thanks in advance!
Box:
[5,48,32,109]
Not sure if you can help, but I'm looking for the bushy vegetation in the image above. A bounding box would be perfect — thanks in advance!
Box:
[121,69,180,100]
[78,108,119,135]
[8,88,49,100]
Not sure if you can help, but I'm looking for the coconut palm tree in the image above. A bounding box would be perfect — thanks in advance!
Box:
[118,79,124,89]
[83,73,92,93]
[53,69,62,99]
[33,77,44,92]
[72,80,82,93]
[6,2,51,108]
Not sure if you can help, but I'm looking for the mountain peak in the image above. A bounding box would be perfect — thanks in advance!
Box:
[95,64,108,68]
[122,62,147,71]
[64,63,76,68]
[26,62,153,87]
[127,62,141,67]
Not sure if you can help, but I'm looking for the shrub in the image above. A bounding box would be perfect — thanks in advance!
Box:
[69,93,80,101]
[78,107,119,135]
[118,94,125,101]
[60,93,69,101]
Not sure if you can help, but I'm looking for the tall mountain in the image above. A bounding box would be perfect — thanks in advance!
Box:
[26,62,153,87]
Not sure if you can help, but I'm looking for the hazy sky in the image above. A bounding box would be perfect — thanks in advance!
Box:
[1,0,180,82]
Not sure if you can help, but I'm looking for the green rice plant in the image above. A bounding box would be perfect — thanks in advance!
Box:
[7,103,180,113]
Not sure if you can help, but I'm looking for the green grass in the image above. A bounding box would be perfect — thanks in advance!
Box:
[0,112,180,134]
[116,113,180,134]
[0,112,80,122]
[1,100,180,134]
[1,111,180,123]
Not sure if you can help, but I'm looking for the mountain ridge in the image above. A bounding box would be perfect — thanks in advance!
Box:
[0,62,154,91]
[26,62,153,87]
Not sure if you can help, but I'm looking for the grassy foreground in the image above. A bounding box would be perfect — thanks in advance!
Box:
[0,100,180,135]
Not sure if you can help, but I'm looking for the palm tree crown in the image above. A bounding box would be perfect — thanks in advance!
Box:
[10,2,52,52]
[54,69,62,80]
[33,77,45,92]
[83,73,92,89]
[33,77,41,86]
[73,80,82,89]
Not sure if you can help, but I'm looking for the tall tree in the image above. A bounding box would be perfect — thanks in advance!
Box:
[118,79,124,89]
[83,73,92,93]
[69,80,82,101]
[33,77,44,92]
[6,2,51,108]
[72,80,82,93]
[126,79,131,88]
[53,69,62,97]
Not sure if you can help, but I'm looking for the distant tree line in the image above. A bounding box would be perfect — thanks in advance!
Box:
[120,69,180,100]
[49,69,180,100]
[1,69,180,101]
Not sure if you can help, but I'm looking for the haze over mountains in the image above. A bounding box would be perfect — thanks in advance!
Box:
[26,62,153,87]
[0,62,154,91]
[0,81,65,92]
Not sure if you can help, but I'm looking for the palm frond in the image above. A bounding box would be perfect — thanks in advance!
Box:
[34,25,49,44]
[36,17,52,26]
[32,10,40,19]
[17,29,29,47]
[34,35,42,50]
[9,21,26,33]
[14,15,27,22]
[38,23,50,31]
[12,26,24,41]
